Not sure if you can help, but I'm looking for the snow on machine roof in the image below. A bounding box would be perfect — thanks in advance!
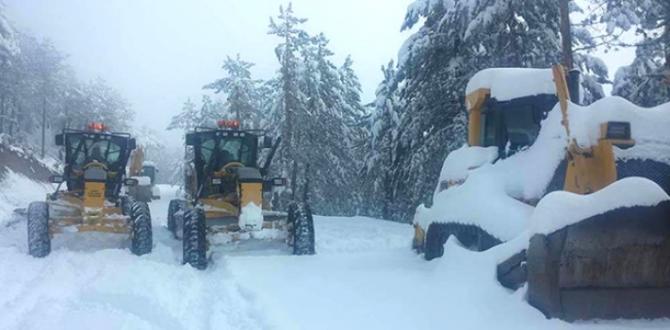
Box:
[465,68,555,104]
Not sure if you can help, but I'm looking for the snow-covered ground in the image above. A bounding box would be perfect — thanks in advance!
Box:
[0,180,669,329]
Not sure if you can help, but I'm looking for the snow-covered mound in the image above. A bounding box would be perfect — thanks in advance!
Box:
[415,96,670,241]
[530,177,670,236]
[0,135,59,179]
[432,145,498,200]
[466,68,555,102]
[0,169,53,226]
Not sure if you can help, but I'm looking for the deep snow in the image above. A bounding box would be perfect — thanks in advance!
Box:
[0,180,669,329]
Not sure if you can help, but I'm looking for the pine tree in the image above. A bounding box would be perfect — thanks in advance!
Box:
[204,54,262,128]
[383,0,562,222]
[268,3,308,193]
[0,3,18,63]
[266,4,366,215]
[167,98,199,132]
[362,60,400,219]
[590,0,670,106]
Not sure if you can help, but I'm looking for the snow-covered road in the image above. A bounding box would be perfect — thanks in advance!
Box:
[0,183,668,329]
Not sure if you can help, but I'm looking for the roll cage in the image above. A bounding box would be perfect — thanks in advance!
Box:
[185,128,261,195]
[56,129,136,199]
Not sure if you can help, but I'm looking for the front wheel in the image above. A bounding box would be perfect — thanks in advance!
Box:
[130,201,153,256]
[27,202,50,258]
[183,207,207,270]
[167,199,186,238]
[120,195,134,216]
[289,203,315,255]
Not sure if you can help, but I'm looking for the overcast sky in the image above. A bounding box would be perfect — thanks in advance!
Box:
[6,0,414,145]
[6,0,633,146]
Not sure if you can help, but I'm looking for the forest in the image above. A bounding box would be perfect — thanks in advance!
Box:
[1,0,668,221]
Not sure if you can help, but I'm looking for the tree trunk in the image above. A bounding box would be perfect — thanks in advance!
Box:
[559,0,573,69]
[0,94,5,135]
[41,97,46,159]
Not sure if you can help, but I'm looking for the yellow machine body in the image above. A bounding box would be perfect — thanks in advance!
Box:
[83,181,106,209]
[48,190,129,235]
[413,65,636,250]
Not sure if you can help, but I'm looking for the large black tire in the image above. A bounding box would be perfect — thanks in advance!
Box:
[129,201,153,256]
[27,201,50,258]
[167,199,186,238]
[289,203,315,255]
[424,222,502,260]
[183,207,207,270]
[120,195,134,216]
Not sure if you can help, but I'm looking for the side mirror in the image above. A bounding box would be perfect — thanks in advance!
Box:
[124,178,139,187]
[49,175,65,184]
[271,177,286,187]
[128,138,137,150]
[55,134,64,146]
[185,133,198,146]
[263,136,273,149]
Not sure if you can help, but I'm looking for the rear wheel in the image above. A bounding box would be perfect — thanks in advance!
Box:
[130,201,153,256]
[289,203,315,255]
[167,199,186,238]
[27,202,50,258]
[183,207,207,270]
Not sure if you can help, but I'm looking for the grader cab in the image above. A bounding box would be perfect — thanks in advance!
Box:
[26,123,153,258]
[168,120,315,270]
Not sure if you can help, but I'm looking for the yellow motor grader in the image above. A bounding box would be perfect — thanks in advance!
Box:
[413,65,670,320]
[26,123,153,257]
[127,146,160,202]
[168,120,315,270]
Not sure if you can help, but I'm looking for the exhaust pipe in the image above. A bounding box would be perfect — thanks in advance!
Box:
[567,69,581,105]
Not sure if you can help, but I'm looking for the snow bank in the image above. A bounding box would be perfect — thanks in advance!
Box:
[465,68,555,103]
[529,177,669,236]
[142,160,157,167]
[239,203,263,229]
[0,169,53,225]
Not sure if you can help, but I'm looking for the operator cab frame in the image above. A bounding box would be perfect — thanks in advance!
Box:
[55,127,136,199]
[467,89,557,158]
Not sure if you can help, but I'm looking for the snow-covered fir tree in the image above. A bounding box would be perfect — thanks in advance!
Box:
[377,0,562,222]
[588,0,670,106]
[167,96,224,133]
[203,54,262,129]
[266,5,365,215]
[361,60,400,219]
[0,25,134,157]
[0,2,18,62]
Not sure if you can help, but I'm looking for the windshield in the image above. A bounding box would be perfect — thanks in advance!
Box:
[68,135,123,167]
[198,136,257,170]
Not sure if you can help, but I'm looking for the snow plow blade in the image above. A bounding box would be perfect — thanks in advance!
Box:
[526,201,670,321]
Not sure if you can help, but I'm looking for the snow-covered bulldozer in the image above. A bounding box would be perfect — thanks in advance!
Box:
[26,122,153,258]
[168,120,315,270]
[413,65,670,320]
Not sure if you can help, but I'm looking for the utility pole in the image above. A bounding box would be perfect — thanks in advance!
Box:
[559,0,574,69]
